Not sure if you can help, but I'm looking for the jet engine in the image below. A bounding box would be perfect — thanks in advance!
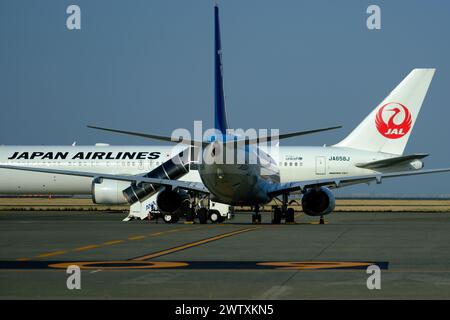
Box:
[301,187,335,216]
[91,179,130,204]
[156,188,191,214]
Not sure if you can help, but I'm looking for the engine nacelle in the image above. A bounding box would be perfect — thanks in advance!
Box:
[91,179,130,204]
[156,188,190,213]
[301,187,335,216]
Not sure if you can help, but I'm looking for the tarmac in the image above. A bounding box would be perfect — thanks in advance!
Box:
[1,210,450,299]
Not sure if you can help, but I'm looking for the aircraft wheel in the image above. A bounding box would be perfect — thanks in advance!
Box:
[285,208,295,223]
[185,208,195,223]
[197,207,208,224]
[272,207,282,224]
[252,213,262,224]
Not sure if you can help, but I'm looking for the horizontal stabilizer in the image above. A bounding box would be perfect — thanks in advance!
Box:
[87,125,207,146]
[238,125,342,145]
[355,153,429,169]
[88,124,342,146]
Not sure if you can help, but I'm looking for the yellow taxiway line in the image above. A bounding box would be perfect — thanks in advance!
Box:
[16,226,209,261]
[133,227,260,261]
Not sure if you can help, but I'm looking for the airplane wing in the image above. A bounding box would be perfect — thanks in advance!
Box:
[267,168,450,197]
[3,165,449,199]
[355,153,429,169]
[0,165,209,194]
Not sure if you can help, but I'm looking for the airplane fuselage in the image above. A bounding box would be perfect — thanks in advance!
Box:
[198,144,416,205]
[0,145,412,203]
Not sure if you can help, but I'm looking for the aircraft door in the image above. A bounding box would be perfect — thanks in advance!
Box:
[315,156,326,175]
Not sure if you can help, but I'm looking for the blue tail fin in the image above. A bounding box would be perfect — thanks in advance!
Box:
[214,5,228,135]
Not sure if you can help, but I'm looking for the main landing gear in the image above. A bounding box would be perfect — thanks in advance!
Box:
[267,206,295,225]
[272,207,282,224]
[252,196,326,225]
[252,205,262,224]
[251,194,297,225]
[269,194,295,225]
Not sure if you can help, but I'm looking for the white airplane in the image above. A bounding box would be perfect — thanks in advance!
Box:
[1,5,449,225]
[0,144,229,222]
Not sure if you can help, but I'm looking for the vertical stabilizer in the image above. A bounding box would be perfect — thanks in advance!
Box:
[335,69,435,155]
[214,5,229,134]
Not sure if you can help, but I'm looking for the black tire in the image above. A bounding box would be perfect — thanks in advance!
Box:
[209,210,221,223]
[197,207,208,224]
[285,208,295,223]
[185,208,195,222]
[163,214,175,224]
[252,213,262,224]
[272,208,282,224]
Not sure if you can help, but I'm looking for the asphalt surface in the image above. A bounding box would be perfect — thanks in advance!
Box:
[1,210,449,299]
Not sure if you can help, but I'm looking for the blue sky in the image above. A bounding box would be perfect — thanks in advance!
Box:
[1,0,449,195]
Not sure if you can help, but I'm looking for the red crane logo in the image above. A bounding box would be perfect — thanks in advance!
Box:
[375,102,412,139]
